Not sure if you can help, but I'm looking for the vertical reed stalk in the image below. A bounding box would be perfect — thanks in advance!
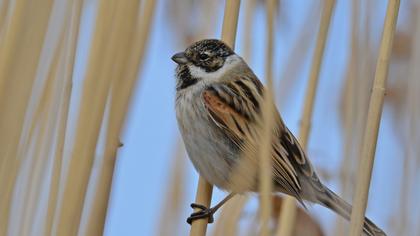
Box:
[83,1,141,235]
[0,0,27,97]
[258,0,276,235]
[276,1,319,109]
[156,143,186,236]
[189,1,240,235]
[349,1,400,235]
[45,0,83,235]
[0,1,54,234]
[336,0,360,234]
[0,0,10,35]
[403,10,420,235]
[17,1,80,233]
[276,1,335,235]
[211,1,257,232]
[212,195,248,236]
[242,0,256,62]
[20,36,63,236]
[84,0,156,234]
[55,0,119,234]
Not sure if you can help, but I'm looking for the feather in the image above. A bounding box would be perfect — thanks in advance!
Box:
[201,76,309,203]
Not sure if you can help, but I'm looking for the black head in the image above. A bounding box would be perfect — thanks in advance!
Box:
[172,39,235,72]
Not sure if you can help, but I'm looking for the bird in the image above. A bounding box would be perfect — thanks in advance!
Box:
[172,39,386,236]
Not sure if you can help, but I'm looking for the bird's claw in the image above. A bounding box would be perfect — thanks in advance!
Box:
[187,203,215,224]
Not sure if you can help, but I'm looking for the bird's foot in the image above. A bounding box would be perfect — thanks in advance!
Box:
[187,203,215,224]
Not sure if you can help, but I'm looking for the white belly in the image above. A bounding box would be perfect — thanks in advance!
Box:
[176,91,238,189]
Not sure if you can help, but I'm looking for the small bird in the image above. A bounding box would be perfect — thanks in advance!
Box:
[172,39,385,236]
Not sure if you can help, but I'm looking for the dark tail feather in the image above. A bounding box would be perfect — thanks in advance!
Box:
[317,187,386,236]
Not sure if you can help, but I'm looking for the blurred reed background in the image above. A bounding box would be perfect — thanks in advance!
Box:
[0,0,418,236]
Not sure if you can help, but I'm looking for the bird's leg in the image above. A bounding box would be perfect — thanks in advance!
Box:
[187,193,235,224]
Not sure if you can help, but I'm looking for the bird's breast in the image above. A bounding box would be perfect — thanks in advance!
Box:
[175,90,239,189]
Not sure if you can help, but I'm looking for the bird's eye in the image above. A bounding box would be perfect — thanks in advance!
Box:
[199,53,209,60]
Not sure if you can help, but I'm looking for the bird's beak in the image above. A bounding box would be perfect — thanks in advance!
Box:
[171,52,188,65]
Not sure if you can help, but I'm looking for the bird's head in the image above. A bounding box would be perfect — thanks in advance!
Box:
[172,39,241,90]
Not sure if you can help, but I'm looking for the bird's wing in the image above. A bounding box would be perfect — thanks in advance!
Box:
[201,75,316,201]
[275,125,326,202]
[201,77,262,145]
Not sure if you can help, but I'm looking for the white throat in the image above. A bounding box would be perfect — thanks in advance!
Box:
[187,54,242,81]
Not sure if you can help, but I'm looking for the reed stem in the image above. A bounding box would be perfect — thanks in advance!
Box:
[189,1,240,235]
[276,1,335,235]
[349,0,400,235]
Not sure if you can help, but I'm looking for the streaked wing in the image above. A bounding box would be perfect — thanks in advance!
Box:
[278,126,326,196]
[201,77,261,145]
[201,75,317,202]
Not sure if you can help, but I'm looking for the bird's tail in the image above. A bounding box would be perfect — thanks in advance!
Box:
[317,187,386,236]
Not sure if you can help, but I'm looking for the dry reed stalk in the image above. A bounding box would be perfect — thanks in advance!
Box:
[245,212,260,236]
[13,50,63,235]
[410,53,420,236]
[276,1,335,235]
[273,196,325,236]
[17,2,81,232]
[55,0,121,234]
[206,1,258,231]
[212,195,248,236]
[354,0,373,185]
[156,142,186,236]
[349,0,400,235]
[258,0,276,235]
[335,0,360,234]
[189,1,240,235]
[45,0,83,234]
[189,178,214,236]
[0,0,54,171]
[19,32,65,236]
[27,57,70,236]
[195,1,218,40]
[83,1,142,235]
[242,0,256,62]
[209,0,258,231]
[413,65,420,236]
[107,0,156,127]
[83,0,157,234]
[276,1,319,109]
[220,0,240,49]
[395,6,420,236]
[0,0,27,97]
[0,0,10,35]
[390,11,418,236]
[0,1,54,234]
